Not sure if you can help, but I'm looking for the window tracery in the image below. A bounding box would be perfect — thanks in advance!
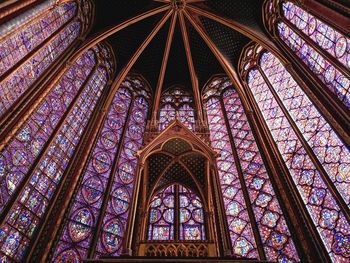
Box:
[0,0,90,119]
[52,75,151,261]
[204,77,299,261]
[241,44,350,262]
[0,44,112,262]
[147,184,205,242]
[266,0,350,109]
[158,87,195,131]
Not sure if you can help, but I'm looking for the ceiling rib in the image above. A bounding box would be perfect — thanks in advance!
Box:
[152,11,177,121]
[67,4,171,64]
[186,4,285,64]
[103,9,173,109]
[179,10,204,123]
[184,9,253,111]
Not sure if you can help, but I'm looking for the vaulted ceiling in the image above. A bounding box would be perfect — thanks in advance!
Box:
[90,0,266,95]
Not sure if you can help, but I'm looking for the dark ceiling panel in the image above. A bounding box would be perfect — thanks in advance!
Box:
[90,0,262,96]
[204,0,264,32]
[162,21,192,91]
[91,0,162,35]
[163,138,192,156]
[199,16,251,69]
[187,20,224,91]
[107,13,162,79]
[133,16,171,92]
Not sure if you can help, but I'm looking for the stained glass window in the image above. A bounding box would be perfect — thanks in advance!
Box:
[52,75,151,261]
[179,185,205,241]
[276,1,350,109]
[0,44,112,262]
[159,104,176,131]
[243,46,350,262]
[159,87,195,131]
[0,0,85,118]
[260,52,350,207]
[205,78,299,261]
[148,184,205,241]
[148,185,175,241]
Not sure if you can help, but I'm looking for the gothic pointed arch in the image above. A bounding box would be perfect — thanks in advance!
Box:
[133,122,218,258]
[158,86,196,131]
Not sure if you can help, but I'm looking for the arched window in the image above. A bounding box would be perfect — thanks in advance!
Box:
[266,0,350,109]
[241,44,350,262]
[0,0,92,118]
[52,75,151,260]
[204,77,299,261]
[158,87,195,131]
[148,184,205,241]
[0,43,112,262]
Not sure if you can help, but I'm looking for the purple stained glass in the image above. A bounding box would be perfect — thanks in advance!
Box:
[94,93,149,258]
[159,87,195,131]
[206,97,258,259]
[260,51,350,207]
[159,104,176,131]
[179,104,195,131]
[222,88,299,262]
[282,2,350,70]
[0,21,81,118]
[0,1,77,76]
[148,185,175,241]
[147,184,205,241]
[247,67,350,263]
[52,87,132,261]
[179,185,205,241]
[0,50,95,215]
[0,54,108,262]
[277,22,350,109]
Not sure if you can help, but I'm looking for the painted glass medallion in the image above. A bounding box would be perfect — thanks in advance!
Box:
[92,152,111,174]
[82,176,103,204]
[100,131,117,150]
[118,162,134,184]
[102,219,123,253]
[111,187,129,215]
[128,125,142,140]
[68,208,93,242]
[55,249,80,263]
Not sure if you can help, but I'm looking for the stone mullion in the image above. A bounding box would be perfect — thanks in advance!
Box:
[210,165,231,256]
[174,184,180,241]
[28,64,113,263]
[0,3,78,82]
[239,89,309,260]
[0,62,99,226]
[241,74,328,262]
[270,17,350,134]
[258,66,350,222]
[0,32,84,142]
[88,95,136,258]
[281,17,350,80]
[0,0,53,39]
[219,97,266,260]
